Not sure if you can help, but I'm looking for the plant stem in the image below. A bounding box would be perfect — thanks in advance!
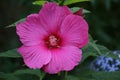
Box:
[39,70,46,80]
[61,71,68,80]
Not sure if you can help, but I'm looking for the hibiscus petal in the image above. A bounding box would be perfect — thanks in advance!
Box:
[16,14,48,46]
[39,2,71,33]
[18,45,51,69]
[43,46,82,74]
[60,14,89,48]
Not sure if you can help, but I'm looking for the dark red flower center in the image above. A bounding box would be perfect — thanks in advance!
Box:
[45,35,61,49]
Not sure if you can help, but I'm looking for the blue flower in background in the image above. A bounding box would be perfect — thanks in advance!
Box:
[90,50,120,72]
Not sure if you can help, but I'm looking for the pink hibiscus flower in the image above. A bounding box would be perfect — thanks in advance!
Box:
[16,2,88,74]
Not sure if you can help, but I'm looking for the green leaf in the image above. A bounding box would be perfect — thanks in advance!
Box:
[82,35,100,62]
[70,7,80,13]
[0,72,20,80]
[82,42,98,62]
[75,70,120,80]
[13,69,40,77]
[96,44,109,54]
[92,71,120,80]
[107,52,120,60]
[67,75,79,80]
[83,9,91,14]
[82,41,102,62]
[97,45,120,60]
[64,0,90,5]
[89,42,102,55]
[33,1,47,6]
[0,49,21,58]
[13,69,45,80]
[71,7,91,14]
[82,36,120,62]
[6,18,25,28]
[82,35,113,62]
